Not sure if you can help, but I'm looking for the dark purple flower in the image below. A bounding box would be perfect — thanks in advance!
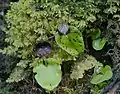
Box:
[35,42,52,57]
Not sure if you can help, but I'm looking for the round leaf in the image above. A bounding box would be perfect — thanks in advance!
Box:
[33,64,62,91]
[92,38,106,50]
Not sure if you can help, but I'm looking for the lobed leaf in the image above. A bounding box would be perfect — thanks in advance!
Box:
[91,65,113,84]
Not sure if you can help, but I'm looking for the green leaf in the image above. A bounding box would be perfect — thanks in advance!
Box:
[101,65,112,74]
[100,65,113,80]
[55,27,84,56]
[45,58,62,64]
[86,14,96,22]
[92,29,101,40]
[91,65,113,84]
[92,38,106,50]
[91,74,103,84]
[33,63,62,91]
[55,49,76,61]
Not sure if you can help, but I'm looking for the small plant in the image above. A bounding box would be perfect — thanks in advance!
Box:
[92,38,106,50]
[91,29,106,50]
[33,59,62,91]
[91,65,113,84]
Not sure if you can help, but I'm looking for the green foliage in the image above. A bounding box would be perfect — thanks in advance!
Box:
[6,60,30,83]
[55,26,84,56]
[2,0,100,59]
[104,0,120,14]
[33,62,62,91]
[54,49,76,61]
[92,38,106,51]
[16,60,30,68]
[62,87,75,94]
[2,0,120,92]
[0,85,12,94]
[2,0,99,86]
[70,55,100,80]
[90,28,106,50]
[6,66,30,83]
[91,83,106,94]
[91,29,101,40]
[32,58,62,67]
[91,65,113,84]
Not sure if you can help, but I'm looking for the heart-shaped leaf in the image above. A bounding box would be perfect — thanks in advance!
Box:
[33,63,62,91]
[92,38,106,50]
[55,27,84,56]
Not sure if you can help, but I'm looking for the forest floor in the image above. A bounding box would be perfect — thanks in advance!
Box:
[0,0,120,94]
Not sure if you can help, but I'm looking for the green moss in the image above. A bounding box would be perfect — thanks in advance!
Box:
[2,0,100,59]
[2,0,120,92]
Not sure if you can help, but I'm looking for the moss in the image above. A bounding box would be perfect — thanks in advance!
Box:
[1,0,120,93]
